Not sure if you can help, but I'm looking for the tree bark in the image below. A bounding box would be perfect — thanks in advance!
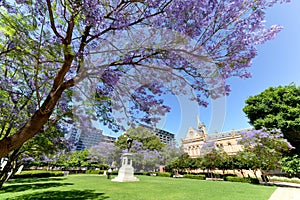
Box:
[0,45,77,158]
[0,148,20,189]
[0,79,74,158]
[0,104,53,158]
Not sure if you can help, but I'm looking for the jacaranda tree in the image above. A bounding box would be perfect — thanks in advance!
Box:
[0,0,290,174]
[88,142,118,167]
[239,129,293,177]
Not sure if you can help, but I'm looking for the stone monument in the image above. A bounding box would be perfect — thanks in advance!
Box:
[112,136,139,182]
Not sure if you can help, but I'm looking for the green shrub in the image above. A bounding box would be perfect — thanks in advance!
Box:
[133,172,144,175]
[249,178,260,184]
[141,172,158,176]
[111,171,118,175]
[143,172,151,176]
[225,176,247,183]
[85,170,105,174]
[223,174,237,181]
[157,172,172,177]
[97,164,109,170]
[183,174,206,180]
[12,170,64,179]
[225,176,259,184]
[214,174,222,178]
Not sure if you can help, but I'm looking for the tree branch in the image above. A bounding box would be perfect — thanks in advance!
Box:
[46,0,64,41]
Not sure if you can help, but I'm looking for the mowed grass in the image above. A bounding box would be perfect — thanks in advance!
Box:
[0,174,276,200]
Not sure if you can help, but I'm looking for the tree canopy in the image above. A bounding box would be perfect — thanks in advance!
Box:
[243,84,300,154]
[0,0,290,159]
[115,126,165,151]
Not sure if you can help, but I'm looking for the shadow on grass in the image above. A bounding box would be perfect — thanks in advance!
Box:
[1,182,73,193]
[6,189,109,200]
[7,177,66,184]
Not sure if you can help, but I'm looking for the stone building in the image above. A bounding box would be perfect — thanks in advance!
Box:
[181,117,253,157]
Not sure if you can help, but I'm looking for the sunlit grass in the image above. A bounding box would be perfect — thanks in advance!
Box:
[0,174,276,200]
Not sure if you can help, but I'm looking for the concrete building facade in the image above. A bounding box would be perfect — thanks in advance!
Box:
[141,124,176,146]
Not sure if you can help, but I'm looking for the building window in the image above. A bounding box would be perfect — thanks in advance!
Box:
[228,142,233,152]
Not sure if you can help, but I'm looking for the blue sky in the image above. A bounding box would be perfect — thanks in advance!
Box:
[150,1,300,141]
[102,1,300,142]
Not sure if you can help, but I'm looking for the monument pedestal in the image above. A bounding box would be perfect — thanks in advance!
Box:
[112,153,139,182]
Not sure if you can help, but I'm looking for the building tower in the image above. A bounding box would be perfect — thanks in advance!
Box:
[197,115,207,138]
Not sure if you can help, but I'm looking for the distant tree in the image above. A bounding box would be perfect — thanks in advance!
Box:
[166,153,191,172]
[124,140,160,171]
[55,149,89,168]
[233,150,260,177]
[159,145,185,166]
[243,84,300,154]
[201,149,221,173]
[88,142,118,167]
[115,126,165,151]
[213,151,232,174]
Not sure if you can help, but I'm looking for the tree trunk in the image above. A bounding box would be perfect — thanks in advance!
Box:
[241,169,244,178]
[0,148,20,189]
[0,111,51,158]
[0,43,77,158]
[254,169,258,179]
[0,72,77,158]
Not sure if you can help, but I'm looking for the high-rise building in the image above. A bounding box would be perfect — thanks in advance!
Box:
[140,124,176,146]
[66,127,116,150]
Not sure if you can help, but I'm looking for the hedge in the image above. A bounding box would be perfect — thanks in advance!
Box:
[225,176,259,184]
[11,170,64,179]
[183,174,206,180]
[222,174,237,180]
[85,170,105,175]
[133,172,145,176]
[157,172,172,177]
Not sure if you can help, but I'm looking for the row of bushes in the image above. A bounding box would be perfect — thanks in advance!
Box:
[269,176,300,184]
[85,170,173,177]
[183,174,206,180]
[85,170,106,175]
[168,172,237,179]
[224,176,259,184]
[11,170,259,185]
[11,170,64,179]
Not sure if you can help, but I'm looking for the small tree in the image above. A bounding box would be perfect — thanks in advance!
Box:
[55,150,89,168]
[240,129,293,179]
[125,140,160,172]
[88,142,118,168]
[159,145,184,167]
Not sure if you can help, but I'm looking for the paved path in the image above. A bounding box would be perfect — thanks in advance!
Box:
[268,182,300,200]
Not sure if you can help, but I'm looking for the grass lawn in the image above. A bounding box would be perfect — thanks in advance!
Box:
[0,174,276,200]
